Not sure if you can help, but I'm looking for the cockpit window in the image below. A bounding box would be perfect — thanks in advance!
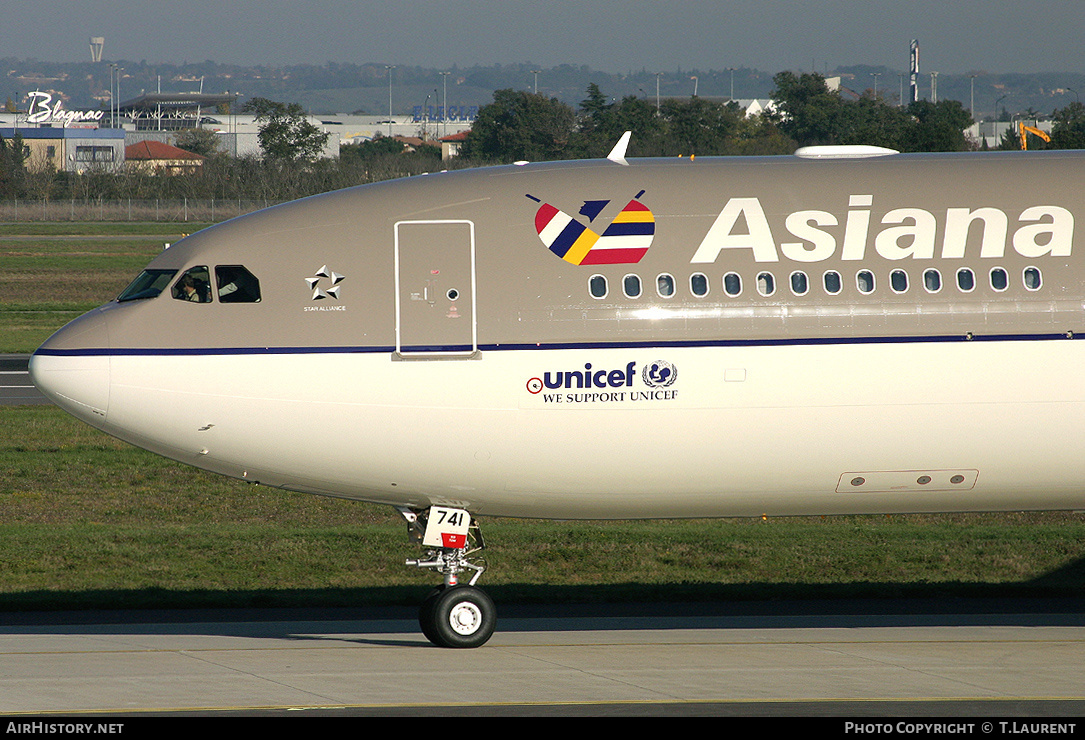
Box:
[117,269,177,302]
[172,266,212,303]
[216,265,262,303]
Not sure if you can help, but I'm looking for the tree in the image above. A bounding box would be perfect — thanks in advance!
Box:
[579,83,610,126]
[727,114,796,156]
[902,100,973,152]
[341,135,407,160]
[460,89,575,162]
[836,95,911,150]
[768,71,848,147]
[571,84,789,159]
[597,95,667,156]
[769,71,972,153]
[569,86,668,158]
[338,134,441,183]
[241,97,329,162]
[0,133,27,198]
[660,97,746,155]
[173,128,223,158]
[572,82,617,157]
[1049,102,1085,149]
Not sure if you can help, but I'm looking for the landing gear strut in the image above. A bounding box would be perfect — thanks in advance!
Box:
[398,506,495,648]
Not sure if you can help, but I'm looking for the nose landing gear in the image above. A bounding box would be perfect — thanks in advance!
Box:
[420,583,496,648]
[399,506,495,648]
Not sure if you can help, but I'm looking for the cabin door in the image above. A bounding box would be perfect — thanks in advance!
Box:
[394,219,477,358]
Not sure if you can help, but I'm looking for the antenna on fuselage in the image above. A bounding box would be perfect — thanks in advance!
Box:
[607,131,632,166]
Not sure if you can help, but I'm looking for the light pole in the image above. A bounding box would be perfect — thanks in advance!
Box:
[995,93,1008,122]
[231,92,240,156]
[440,71,450,138]
[114,67,122,129]
[422,92,432,140]
[531,70,542,95]
[690,76,698,97]
[431,89,438,138]
[385,65,396,137]
[108,63,116,127]
[728,67,735,100]
[871,72,880,98]
[655,72,663,114]
[995,94,1009,147]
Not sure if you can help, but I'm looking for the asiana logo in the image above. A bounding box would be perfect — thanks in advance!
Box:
[526,190,655,266]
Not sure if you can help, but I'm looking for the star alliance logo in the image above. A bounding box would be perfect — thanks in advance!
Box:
[305,265,345,300]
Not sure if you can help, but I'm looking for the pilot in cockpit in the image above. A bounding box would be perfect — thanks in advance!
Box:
[174,273,209,302]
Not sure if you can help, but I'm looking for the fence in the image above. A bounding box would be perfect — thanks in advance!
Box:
[0,198,285,223]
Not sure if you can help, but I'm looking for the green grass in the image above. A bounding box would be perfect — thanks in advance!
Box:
[0,223,211,353]
[0,222,212,237]
[2,404,1084,612]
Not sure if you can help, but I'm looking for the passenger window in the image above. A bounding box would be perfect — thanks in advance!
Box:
[890,269,908,293]
[215,265,261,303]
[957,268,975,292]
[757,272,775,297]
[1024,267,1042,291]
[990,268,1008,292]
[172,266,212,303]
[690,273,709,297]
[790,271,808,296]
[724,272,742,297]
[623,274,642,298]
[924,269,942,293]
[823,271,841,295]
[856,270,875,294]
[657,274,675,298]
[589,274,608,299]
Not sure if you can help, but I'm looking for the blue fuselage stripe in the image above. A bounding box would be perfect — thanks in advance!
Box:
[31,332,1080,358]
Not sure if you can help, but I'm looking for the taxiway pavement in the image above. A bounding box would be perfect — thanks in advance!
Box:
[0,355,45,405]
[1,602,1083,716]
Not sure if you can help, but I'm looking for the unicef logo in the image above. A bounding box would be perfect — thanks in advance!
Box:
[642,360,677,388]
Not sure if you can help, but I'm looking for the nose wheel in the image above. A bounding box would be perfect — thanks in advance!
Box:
[420,584,496,648]
[400,506,495,648]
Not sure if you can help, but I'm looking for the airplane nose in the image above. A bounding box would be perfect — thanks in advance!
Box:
[30,308,112,422]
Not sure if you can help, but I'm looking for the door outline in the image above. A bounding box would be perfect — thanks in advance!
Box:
[394,219,478,358]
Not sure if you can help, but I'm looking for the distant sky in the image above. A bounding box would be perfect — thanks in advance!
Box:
[9,0,1085,75]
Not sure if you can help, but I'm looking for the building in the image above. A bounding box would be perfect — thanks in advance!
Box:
[0,126,125,173]
[119,93,237,131]
[439,130,469,160]
[734,99,778,118]
[125,140,206,175]
[0,91,477,167]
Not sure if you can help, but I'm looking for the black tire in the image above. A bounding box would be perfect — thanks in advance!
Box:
[424,585,496,648]
[418,585,446,645]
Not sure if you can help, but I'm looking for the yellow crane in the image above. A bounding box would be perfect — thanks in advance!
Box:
[1018,121,1051,150]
